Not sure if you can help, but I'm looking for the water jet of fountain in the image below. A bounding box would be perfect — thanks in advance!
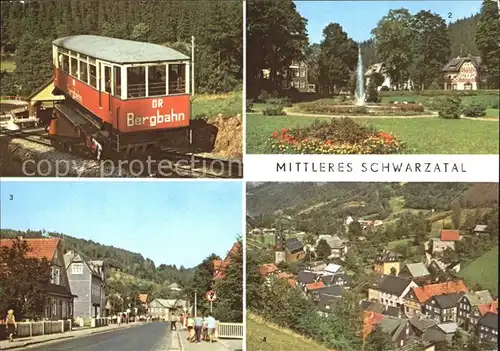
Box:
[354,46,365,106]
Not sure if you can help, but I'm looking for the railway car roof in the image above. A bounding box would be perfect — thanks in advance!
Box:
[53,35,189,64]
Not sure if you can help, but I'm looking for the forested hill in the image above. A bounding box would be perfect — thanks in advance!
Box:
[359,14,479,69]
[0,229,194,287]
[247,183,499,218]
[0,0,242,95]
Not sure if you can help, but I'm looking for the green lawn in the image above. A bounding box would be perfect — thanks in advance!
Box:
[191,91,242,118]
[388,238,413,250]
[0,58,16,72]
[247,314,331,351]
[458,247,498,295]
[246,113,499,154]
[486,108,499,119]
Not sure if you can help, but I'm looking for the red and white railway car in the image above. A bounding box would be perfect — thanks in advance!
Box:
[50,35,191,152]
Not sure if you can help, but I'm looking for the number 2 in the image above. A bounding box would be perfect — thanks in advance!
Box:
[448,12,452,19]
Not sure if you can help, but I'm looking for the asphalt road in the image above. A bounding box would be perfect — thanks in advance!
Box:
[26,323,173,351]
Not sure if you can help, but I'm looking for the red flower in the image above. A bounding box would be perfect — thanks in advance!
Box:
[281,128,289,134]
[271,131,279,139]
[325,140,332,146]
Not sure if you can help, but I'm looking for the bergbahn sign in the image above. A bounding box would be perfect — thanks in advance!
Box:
[206,290,217,302]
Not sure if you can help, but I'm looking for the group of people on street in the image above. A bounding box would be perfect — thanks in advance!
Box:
[181,312,216,344]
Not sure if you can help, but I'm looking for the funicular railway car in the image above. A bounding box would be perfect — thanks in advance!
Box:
[50,35,191,156]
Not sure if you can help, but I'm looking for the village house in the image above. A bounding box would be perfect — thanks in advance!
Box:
[297,271,319,289]
[368,275,418,310]
[138,294,149,313]
[259,263,279,286]
[403,281,468,318]
[304,260,327,272]
[321,273,351,288]
[422,292,465,323]
[316,234,348,259]
[399,262,431,285]
[364,62,414,91]
[64,251,106,319]
[261,61,315,93]
[442,54,485,90]
[468,300,497,333]
[428,230,461,256]
[473,224,489,237]
[361,300,404,318]
[213,242,240,279]
[316,295,339,317]
[147,299,186,320]
[168,283,182,292]
[409,314,438,338]
[427,258,461,277]
[477,311,498,345]
[457,290,493,329]
[284,237,305,261]
[373,251,402,275]
[422,323,459,344]
[363,311,417,349]
[0,237,76,320]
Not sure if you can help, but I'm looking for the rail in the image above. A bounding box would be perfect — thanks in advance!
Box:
[217,322,243,339]
[13,319,72,338]
[0,95,29,101]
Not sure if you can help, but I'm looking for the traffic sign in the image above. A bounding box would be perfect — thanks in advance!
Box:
[206,290,217,302]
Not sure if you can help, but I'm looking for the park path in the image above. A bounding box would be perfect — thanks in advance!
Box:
[283,107,498,121]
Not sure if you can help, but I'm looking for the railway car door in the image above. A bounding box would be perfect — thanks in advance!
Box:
[99,63,113,111]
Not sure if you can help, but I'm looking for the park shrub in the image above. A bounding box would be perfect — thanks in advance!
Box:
[380,86,390,92]
[366,80,381,103]
[436,96,462,119]
[263,106,286,116]
[462,102,487,118]
[266,118,405,154]
[296,101,424,115]
[246,99,254,112]
[380,89,500,97]
[266,97,292,107]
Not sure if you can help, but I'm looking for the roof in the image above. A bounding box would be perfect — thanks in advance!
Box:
[314,285,343,297]
[360,300,386,314]
[412,281,468,303]
[260,263,278,276]
[409,315,438,332]
[285,238,303,252]
[375,251,400,263]
[422,326,446,343]
[365,62,387,76]
[322,273,351,286]
[442,55,482,72]
[440,230,460,241]
[316,235,346,249]
[213,242,240,279]
[0,238,59,260]
[138,294,148,304]
[151,298,179,308]
[462,290,493,306]
[288,279,296,288]
[437,323,458,334]
[64,251,103,278]
[383,306,401,317]
[379,316,407,341]
[297,271,317,284]
[277,272,294,279]
[52,35,189,64]
[324,263,342,274]
[317,296,338,313]
[433,292,464,309]
[46,283,74,298]
[306,281,325,291]
[478,300,498,315]
[27,79,65,102]
[474,224,488,232]
[377,275,412,296]
[478,312,498,329]
[363,311,385,338]
[402,263,430,278]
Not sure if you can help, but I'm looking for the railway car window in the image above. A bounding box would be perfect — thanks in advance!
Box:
[80,60,88,84]
[127,66,146,98]
[60,55,69,73]
[148,65,166,96]
[70,57,78,77]
[89,64,97,88]
[168,64,186,94]
[114,66,122,97]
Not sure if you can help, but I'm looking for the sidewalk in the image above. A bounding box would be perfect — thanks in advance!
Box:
[0,322,144,350]
[177,330,243,351]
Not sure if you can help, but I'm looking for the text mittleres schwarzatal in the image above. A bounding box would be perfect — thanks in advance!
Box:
[276,162,467,173]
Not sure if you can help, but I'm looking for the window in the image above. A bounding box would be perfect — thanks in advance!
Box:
[89,64,97,88]
[300,81,305,89]
[80,60,88,84]
[60,55,69,73]
[114,66,122,97]
[52,267,60,285]
[72,263,83,274]
[464,82,472,90]
[127,66,146,98]
[300,69,305,77]
[168,64,186,94]
[148,65,166,96]
[70,57,78,77]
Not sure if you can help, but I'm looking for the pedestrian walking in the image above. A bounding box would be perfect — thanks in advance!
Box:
[202,314,209,341]
[187,315,195,342]
[117,313,121,326]
[194,313,203,344]
[170,313,178,331]
[206,313,216,343]
[179,314,185,331]
[5,310,17,342]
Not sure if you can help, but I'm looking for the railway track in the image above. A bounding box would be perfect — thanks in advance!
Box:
[1,127,243,178]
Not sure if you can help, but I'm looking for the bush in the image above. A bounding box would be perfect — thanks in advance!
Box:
[246,99,254,112]
[380,86,390,92]
[257,90,278,102]
[263,106,286,116]
[366,80,380,103]
[380,89,499,97]
[266,97,292,107]
[462,102,487,117]
[266,118,405,154]
[436,96,462,119]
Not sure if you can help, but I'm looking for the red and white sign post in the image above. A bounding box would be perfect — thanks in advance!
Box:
[206,290,216,314]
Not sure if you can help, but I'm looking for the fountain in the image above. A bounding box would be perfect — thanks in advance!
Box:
[354,46,365,106]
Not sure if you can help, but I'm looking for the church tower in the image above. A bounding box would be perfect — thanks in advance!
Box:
[274,225,286,264]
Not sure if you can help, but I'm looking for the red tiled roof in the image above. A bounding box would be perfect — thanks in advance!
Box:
[288,279,296,288]
[440,230,460,241]
[478,300,498,316]
[213,242,240,280]
[363,311,385,339]
[259,263,278,276]
[306,281,325,290]
[277,272,294,279]
[0,238,59,260]
[413,281,468,303]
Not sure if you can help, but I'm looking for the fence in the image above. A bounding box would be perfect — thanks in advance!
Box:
[14,319,72,338]
[217,322,243,339]
[90,317,108,328]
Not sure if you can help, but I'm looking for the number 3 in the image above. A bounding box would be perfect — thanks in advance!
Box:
[9,195,13,200]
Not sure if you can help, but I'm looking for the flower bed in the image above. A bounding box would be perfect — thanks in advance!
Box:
[266,118,405,154]
[295,101,425,115]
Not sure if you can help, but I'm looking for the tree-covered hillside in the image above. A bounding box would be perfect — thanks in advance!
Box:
[0,0,242,95]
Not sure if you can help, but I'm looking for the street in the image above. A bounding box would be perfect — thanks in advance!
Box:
[24,323,174,351]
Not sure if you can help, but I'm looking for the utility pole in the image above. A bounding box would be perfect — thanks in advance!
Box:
[194,292,197,317]
[191,36,195,96]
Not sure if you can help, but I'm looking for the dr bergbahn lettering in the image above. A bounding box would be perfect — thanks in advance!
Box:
[126,98,186,128]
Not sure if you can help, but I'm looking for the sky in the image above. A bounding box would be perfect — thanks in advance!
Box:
[0,181,243,268]
[295,1,482,44]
